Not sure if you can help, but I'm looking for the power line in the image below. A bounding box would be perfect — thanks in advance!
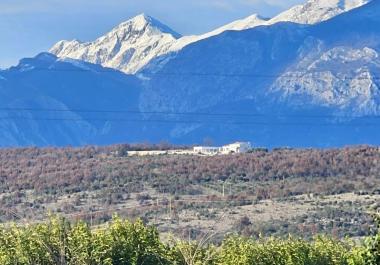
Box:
[1,107,380,119]
[1,107,275,117]
[141,72,380,81]
[1,116,380,127]
[17,67,380,81]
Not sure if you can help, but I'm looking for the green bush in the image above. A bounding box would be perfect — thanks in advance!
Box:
[0,216,169,265]
[361,214,380,265]
[0,215,378,265]
[217,236,358,265]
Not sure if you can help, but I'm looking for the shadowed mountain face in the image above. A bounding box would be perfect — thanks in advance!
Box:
[0,53,142,146]
[138,0,380,147]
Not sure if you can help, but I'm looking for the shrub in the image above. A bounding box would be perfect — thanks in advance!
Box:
[0,215,378,265]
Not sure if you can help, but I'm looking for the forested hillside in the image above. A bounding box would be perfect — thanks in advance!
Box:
[0,145,379,240]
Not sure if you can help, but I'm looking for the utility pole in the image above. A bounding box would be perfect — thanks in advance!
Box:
[90,195,93,227]
[169,197,172,219]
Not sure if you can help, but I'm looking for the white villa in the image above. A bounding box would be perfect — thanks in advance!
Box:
[193,142,252,155]
[126,142,252,157]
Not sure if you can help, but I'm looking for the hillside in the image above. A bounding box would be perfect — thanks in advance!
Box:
[0,145,378,239]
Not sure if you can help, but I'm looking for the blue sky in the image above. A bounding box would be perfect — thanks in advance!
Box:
[0,0,304,68]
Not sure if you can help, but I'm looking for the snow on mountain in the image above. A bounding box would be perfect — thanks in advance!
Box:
[270,0,369,24]
[141,0,371,74]
[195,0,370,40]
[50,14,181,74]
[50,0,370,75]
[171,0,370,53]
[169,14,269,52]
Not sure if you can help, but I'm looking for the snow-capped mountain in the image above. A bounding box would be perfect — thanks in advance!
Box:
[4,0,380,147]
[50,14,181,74]
[51,0,370,74]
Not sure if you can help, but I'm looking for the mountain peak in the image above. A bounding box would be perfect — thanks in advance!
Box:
[131,13,158,24]
[116,13,181,39]
[121,13,153,29]
[50,13,181,74]
[133,13,151,20]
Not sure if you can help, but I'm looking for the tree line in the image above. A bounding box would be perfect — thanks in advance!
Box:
[0,145,379,196]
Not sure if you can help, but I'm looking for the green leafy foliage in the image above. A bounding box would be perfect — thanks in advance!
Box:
[0,215,378,265]
[0,216,169,265]
[218,236,355,265]
[361,214,380,265]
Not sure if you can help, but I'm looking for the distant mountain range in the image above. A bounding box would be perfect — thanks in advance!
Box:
[50,0,369,74]
[1,0,380,147]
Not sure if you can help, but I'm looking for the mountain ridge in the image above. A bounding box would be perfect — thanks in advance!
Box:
[50,0,371,74]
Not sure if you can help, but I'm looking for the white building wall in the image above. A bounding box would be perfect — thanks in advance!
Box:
[220,142,251,154]
[193,146,219,155]
[127,142,252,157]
